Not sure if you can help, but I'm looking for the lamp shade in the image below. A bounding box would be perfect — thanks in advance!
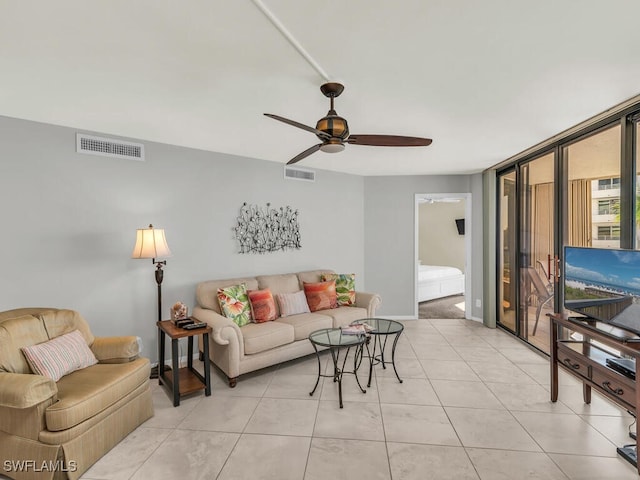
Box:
[131,224,172,259]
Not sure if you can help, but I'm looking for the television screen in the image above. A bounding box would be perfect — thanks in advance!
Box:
[455,218,465,235]
[564,246,640,335]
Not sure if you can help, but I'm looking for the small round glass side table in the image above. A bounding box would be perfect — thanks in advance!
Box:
[351,318,404,388]
[308,328,367,408]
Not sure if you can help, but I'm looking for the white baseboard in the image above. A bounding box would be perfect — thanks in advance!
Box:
[378,315,418,320]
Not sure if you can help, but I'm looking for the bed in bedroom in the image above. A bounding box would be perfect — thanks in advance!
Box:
[418,264,465,302]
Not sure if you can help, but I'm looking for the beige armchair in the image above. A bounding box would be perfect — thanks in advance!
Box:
[0,308,153,480]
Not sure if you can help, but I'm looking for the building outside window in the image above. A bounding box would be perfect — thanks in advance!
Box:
[597,199,619,215]
[597,177,620,190]
[597,225,620,240]
[592,177,621,248]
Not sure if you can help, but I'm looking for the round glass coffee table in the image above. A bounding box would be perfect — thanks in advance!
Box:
[308,328,367,408]
[351,318,404,387]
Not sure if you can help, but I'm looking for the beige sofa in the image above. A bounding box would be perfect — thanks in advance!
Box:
[0,308,153,480]
[194,269,381,387]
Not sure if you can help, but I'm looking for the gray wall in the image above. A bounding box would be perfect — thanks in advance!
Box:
[364,174,484,319]
[0,116,365,361]
[418,200,466,272]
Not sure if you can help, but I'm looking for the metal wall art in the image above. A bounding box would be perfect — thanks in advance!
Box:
[234,202,301,254]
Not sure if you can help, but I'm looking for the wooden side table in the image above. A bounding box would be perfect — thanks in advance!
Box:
[157,320,211,407]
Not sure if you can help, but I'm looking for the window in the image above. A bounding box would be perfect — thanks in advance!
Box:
[597,199,619,215]
[597,225,620,240]
[598,177,620,190]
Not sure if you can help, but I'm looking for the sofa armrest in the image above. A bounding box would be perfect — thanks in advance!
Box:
[193,307,243,347]
[91,336,140,363]
[0,372,57,409]
[355,291,382,318]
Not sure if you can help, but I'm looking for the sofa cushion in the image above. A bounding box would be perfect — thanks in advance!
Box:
[256,274,300,316]
[0,315,49,374]
[45,358,150,431]
[276,291,311,317]
[297,270,335,289]
[218,283,252,327]
[241,321,294,355]
[304,281,338,312]
[38,309,95,345]
[274,313,333,341]
[196,277,259,314]
[0,308,56,324]
[248,289,277,323]
[315,306,368,328]
[21,330,98,381]
[322,273,356,306]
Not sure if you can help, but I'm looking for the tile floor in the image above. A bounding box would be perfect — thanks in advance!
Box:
[81,319,639,480]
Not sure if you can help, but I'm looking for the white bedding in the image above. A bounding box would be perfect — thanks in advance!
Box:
[418,264,463,281]
[418,264,465,303]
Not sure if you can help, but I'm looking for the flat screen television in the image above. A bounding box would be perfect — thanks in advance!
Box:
[564,246,640,335]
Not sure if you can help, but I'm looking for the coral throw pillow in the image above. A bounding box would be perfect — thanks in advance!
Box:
[248,288,277,323]
[217,283,252,327]
[321,273,356,306]
[303,280,338,312]
[276,291,311,317]
[21,330,98,381]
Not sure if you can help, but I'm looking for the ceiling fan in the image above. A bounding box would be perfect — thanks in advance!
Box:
[264,82,432,165]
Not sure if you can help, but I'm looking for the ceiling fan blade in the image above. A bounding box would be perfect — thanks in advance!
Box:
[346,134,432,147]
[287,144,323,165]
[264,113,331,139]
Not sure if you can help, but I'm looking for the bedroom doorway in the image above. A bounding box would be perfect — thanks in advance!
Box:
[415,193,472,319]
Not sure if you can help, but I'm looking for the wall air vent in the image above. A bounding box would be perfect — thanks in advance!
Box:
[284,165,315,182]
[76,133,144,161]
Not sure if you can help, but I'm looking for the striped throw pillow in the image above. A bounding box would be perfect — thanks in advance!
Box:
[21,330,98,381]
[276,290,311,317]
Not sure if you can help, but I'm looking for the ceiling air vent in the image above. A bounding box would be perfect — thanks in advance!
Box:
[284,165,315,182]
[76,133,144,161]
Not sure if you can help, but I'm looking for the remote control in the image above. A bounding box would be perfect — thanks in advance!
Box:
[183,322,206,330]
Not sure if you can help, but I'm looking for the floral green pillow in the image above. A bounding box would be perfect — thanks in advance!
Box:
[321,273,356,306]
[217,283,252,327]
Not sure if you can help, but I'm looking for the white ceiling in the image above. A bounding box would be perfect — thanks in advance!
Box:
[2,0,640,176]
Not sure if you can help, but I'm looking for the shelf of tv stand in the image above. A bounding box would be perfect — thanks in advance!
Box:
[550,313,640,472]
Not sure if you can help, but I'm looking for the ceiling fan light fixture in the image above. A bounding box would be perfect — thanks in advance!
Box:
[316,114,349,140]
[320,140,345,153]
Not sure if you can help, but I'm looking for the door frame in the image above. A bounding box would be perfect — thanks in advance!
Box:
[414,192,473,320]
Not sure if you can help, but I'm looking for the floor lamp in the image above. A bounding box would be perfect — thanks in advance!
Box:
[132,224,172,379]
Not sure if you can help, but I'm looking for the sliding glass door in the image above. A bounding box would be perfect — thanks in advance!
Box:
[497,154,556,351]
[519,153,555,352]
[495,113,637,354]
[498,170,516,333]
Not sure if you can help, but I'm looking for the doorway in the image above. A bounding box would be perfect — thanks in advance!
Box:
[415,193,472,319]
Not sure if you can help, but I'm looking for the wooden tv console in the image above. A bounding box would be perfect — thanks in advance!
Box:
[550,313,640,472]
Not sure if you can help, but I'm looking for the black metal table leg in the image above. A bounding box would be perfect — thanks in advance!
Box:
[309,342,322,397]
[158,325,165,385]
[171,338,180,406]
[203,332,211,396]
[187,335,193,370]
[391,332,403,383]
[353,343,367,394]
[366,336,375,388]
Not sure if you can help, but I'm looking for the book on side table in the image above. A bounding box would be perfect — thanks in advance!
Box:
[341,323,373,335]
